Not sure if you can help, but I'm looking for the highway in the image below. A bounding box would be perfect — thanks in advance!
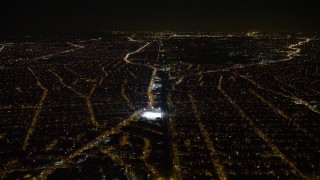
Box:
[217,76,307,179]
[49,69,101,127]
[285,38,311,61]
[189,94,227,180]
[38,36,158,179]
[38,110,143,179]
[36,34,178,179]
[168,37,313,82]
[0,45,5,52]
[22,67,49,151]
[123,42,151,65]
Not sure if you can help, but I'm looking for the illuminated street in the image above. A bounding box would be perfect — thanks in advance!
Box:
[0,32,320,179]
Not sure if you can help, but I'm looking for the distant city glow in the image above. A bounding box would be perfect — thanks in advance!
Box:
[142,111,162,120]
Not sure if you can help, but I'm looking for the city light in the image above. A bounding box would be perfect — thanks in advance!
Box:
[1,31,319,179]
[142,111,162,120]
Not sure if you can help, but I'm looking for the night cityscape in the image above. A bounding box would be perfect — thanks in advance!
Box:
[1,0,320,180]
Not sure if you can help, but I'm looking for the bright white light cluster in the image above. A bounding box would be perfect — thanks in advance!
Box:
[142,111,162,120]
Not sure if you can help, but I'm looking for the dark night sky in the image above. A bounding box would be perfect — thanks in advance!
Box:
[1,0,319,34]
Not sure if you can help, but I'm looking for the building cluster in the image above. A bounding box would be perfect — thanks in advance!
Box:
[0,32,319,179]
